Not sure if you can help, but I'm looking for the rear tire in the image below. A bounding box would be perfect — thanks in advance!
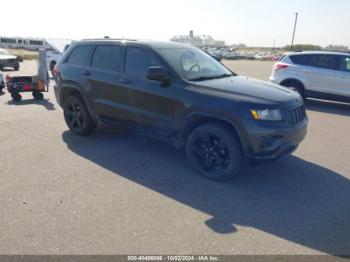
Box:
[186,123,242,181]
[63,95,97,135]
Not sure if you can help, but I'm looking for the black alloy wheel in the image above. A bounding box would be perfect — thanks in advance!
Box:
[63,96,96,135]
[186,123,242,181]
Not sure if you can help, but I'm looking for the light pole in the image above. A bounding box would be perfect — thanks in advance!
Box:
[291,12,298,50]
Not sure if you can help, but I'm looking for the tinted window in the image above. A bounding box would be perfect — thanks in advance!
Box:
[91,45,122,71]
[125,46,160,78]
[337,56,350,72]
[67,45,93,66]
[311,55,336,70]
[291,54,336,70]
[290,55,311,66]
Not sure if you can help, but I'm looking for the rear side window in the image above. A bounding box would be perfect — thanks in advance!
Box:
[290,54,336,70]
[91,45,122,72]
[289,55,311,66]
[125,46,161,78]
[66,45,93,66]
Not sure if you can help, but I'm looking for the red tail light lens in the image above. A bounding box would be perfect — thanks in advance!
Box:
[274,63,288,71]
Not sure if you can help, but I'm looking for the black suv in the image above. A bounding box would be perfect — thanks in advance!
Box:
[54,39,308,181]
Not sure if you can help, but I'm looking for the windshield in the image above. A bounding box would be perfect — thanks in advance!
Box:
[157,46,235,81]
[0,49,9,55]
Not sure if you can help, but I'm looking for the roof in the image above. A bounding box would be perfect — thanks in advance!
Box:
[80,38,193,49]
[285,50,350,56]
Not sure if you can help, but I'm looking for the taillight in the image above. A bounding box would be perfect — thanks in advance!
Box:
[274,63,288,71]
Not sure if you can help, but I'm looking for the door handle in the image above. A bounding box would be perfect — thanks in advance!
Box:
[119,78,132,85]
[303,70,311,74]
[81,70,91,76]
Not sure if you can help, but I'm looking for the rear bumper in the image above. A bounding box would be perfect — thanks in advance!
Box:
[244,119,308,165]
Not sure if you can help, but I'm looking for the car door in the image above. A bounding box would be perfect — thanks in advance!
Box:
[117,45,175,135]
[304,54,336,94]
[87,44,123,120]
[333,55,350,97]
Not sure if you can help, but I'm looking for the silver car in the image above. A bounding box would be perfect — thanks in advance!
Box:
[270,51,350,103]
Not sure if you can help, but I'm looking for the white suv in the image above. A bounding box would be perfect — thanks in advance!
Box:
[270,51,350,102]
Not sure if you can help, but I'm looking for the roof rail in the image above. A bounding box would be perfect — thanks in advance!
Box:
[82,38,137,42]
[291,49,350,54]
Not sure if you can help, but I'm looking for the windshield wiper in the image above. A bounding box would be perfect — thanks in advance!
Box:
[189,73,234,82]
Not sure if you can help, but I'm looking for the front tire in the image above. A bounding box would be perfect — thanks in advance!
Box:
[63,95,97,135]
[186,123,242,181]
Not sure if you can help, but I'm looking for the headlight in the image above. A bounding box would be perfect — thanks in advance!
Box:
[250,109,282,121]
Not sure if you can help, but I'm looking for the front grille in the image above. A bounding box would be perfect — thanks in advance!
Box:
[286,104,306,125]
[7,59,16,63]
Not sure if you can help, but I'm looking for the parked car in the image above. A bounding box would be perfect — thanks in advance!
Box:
[54,39,308,181]
[270,51,350,102]
[45,39,73,76]
[0,48,20,71]
[0,70,4,91]
[206,51,222,62]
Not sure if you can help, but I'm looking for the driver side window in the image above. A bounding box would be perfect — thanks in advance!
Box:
[125,46,161,78]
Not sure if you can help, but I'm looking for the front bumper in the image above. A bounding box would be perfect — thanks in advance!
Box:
[243,118,308,165]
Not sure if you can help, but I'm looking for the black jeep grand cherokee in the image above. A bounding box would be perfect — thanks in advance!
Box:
[54,39,307,181]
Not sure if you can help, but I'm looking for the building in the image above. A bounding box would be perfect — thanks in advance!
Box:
[0,36,53,50]
[170,31,225,47]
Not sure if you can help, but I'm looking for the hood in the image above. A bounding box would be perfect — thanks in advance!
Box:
[0,54,17,60]
[190,75,301,106]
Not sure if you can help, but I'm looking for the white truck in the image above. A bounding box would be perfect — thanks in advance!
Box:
[45,39,73,76]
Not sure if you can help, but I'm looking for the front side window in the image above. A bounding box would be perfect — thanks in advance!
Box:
[67,45,94,66]
[125,46,161,78]
[338,56,350,72]
[157,47,233,81]
[91,45,122,72]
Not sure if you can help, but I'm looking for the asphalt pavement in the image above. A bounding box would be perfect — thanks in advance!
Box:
[0,60,349,255]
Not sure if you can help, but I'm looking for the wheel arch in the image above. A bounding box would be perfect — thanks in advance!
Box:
[60,84,98,122]
[280,78,306,89]
[180,112,248,152]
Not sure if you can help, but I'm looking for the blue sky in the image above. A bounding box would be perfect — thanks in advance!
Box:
[3,0,350,47]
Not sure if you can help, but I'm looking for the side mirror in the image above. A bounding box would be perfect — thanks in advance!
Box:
[146,66,171,87]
